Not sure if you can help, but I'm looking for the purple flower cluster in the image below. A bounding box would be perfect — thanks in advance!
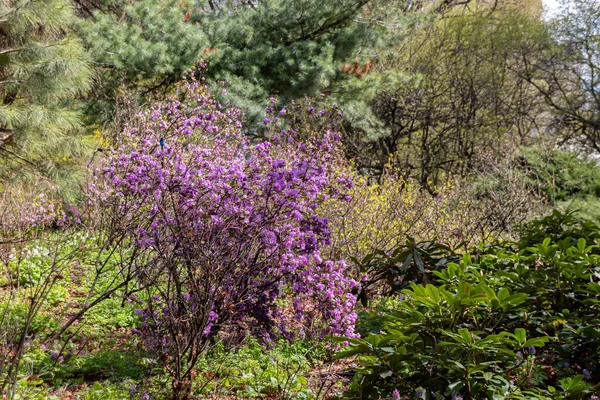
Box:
[14,192,68,229]
[91,76,358,364]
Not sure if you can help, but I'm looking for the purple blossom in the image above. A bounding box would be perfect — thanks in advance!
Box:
[90,73,358,384]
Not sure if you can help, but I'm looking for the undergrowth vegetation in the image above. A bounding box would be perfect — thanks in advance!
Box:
[4,196,600,399]
[3,0,600,397]
[336,211,600,399]
[2,74,600,399]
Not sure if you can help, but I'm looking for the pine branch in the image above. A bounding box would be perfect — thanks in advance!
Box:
[0,48,25,55]
[290,0,370,43]
[1,41,66,57]
[0,146,38,168]
[0,0,34,21]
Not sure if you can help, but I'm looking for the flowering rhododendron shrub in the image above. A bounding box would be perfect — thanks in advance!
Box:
[89,75,357,397]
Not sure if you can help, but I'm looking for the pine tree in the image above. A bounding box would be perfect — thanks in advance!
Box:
[79,0,369,127]
[0,0,92,192]
[78,0,211,125]
[197,0,369,124]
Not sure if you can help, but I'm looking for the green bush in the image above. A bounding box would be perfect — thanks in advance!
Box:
[519,148,600,202]
[518,147,600,222]
[517,209,600,247]
[352,237,460,306]
[335,211,600,399]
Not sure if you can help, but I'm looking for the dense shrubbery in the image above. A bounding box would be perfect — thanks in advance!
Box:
[335,211,600,399]
[325,171,541,266]
[518,147,600,222]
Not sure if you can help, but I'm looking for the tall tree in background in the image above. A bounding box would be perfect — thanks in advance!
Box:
[0,0,92,193]
[197,0,370,125]
[340,6,549,186]
[79,0,210,126]
[521,0,600,153]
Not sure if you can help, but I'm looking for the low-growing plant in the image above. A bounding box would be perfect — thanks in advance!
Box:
[194,337,321,399]
[0,219,86,398]
[352,237,459,305]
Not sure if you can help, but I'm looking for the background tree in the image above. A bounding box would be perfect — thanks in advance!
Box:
[520,0,600,153]
[0,0,92,194]
[340,6,549,186]
[79,0,210,127]
[197,0,370,125]
[79,0,371,130]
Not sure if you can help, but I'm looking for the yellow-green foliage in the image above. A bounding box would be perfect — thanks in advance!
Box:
[323,172,542,264]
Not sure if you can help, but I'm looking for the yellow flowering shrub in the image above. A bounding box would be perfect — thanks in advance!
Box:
[323,171,543,265]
